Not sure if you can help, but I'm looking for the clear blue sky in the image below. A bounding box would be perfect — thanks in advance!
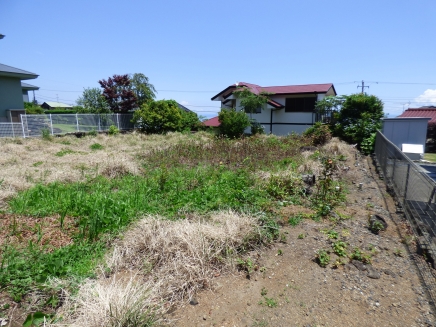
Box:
[1,0,435,119]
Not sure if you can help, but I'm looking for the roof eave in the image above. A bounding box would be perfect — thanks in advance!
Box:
[0,72,39,80]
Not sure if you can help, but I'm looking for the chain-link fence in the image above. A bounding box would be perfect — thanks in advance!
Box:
[1,113,135,138]
[374,130,436,260]
[0,123,23,137]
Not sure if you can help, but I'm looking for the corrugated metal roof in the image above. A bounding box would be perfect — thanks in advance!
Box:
[21,82,39,90]
[43,101,73,108]
[0,63,38,79]
[398,108,436,123]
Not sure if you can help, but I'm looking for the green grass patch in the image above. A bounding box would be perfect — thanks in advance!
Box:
[90,143,104,150]
[9,166,272,240]
[424,153,436,162]
[0,241,104,301]
[55,149,76,157]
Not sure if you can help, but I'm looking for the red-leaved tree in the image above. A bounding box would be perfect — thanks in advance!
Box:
[98,74,137,112]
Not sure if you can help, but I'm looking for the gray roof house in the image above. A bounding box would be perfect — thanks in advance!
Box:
[0,63,38,122]
[21,82,39,102]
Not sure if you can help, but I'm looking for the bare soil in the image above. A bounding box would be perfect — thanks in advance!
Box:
[169,157,436,327]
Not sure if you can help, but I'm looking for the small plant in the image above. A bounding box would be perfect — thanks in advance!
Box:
[288,214,302,226]
[277,249,283,256]
[259,296,278,308]
[332,241,347,257]
[279,232,287,243]
[236,257,255,276]
[350,247,372,264]
[108,125,120,135]
[23,312,53,327]
[369,220,384,234]
[394,248,404,257]
[88,129,98,136]
[324,229,338,239]
[297,233,305,239]
[341,229,350,238]
[316,249,330,267]
[261,287,268,296]
[41,128,52,141]
[33,161,43,167]
[332,258,346,268]
[90,143,104,150]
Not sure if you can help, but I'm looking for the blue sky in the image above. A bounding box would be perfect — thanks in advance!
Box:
[1,0,435,119]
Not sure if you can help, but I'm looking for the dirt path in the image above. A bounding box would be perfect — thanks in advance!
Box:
[169,157,436,327]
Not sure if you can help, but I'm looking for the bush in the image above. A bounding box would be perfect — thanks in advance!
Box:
[180,110,201,132]
[218,109,251,139]
[133,100,183,134]
[44,109,77,114]
[108,125,120,136]
[333,94,383,154]
[303,122,332,146]
[24,102,44,114]
[250,120,265,135]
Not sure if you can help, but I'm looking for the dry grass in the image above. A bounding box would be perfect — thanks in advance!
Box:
[52,211,259,326]
[0,132,212,207]
[106,210,258,303]
[50,275,164,327]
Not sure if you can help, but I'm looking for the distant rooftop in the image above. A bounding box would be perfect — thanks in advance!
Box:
[21,82,39,90]
[42,101,72,108]
[203,116,220,127]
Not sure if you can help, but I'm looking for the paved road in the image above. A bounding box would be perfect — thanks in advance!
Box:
[419,164,436,182]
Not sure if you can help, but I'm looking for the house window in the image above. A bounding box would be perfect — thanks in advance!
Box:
[285,97,316,112]
[244,107,262,114]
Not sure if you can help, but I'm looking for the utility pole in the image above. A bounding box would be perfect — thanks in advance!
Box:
[357,80,369,94]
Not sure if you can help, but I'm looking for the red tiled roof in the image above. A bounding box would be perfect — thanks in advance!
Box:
[398,108,436,124]
[211,82,335,100]
[203,116,220,127]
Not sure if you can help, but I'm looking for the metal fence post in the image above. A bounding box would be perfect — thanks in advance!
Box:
[49,114,54,135]
[116,114,120,130]
[21,115,26,138]
[76,113,80,132]
[98,115,101,131]
[404,163,411,201]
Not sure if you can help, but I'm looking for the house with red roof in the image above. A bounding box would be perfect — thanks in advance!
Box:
[203,116,220,127]
[398,106,436,124]
[211,82,336,135]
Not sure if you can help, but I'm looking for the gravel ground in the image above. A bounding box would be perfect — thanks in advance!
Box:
[170,156,436,327]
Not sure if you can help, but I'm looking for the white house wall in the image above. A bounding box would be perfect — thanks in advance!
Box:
[0,77,24,122]
[221,92,330,136]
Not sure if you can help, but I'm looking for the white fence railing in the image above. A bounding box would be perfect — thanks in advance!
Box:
[0,113,135,138]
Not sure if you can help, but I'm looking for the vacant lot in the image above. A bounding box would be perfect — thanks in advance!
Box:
[0,132,434,327]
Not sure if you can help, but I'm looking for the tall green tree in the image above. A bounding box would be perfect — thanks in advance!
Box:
[76,87,110,113]
[334,93,384,154]
[130,73,156,107]
[233,87,270,117]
